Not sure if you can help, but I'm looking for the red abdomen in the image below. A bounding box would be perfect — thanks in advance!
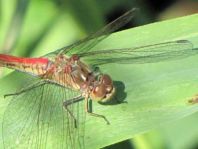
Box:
[0,54,49,76]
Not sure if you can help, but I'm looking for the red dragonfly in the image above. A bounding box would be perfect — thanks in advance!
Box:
[1,8,195,149]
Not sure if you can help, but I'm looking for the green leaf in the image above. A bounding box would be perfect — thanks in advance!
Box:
[83,13,198,148]
[133,112,198,149]
[0,14,198,149]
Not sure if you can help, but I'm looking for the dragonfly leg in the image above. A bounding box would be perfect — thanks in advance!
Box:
[63,95,83,128]
[4,80,47,98]
[85,97,110,125]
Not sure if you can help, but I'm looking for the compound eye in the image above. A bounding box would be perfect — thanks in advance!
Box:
[92,84,106,99]
[100,74,113,93]
[101,75,112,86]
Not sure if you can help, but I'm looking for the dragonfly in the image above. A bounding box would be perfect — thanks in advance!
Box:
[1,8,196,149]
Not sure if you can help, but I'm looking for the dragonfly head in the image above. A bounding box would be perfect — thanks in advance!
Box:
[90,74,115,102]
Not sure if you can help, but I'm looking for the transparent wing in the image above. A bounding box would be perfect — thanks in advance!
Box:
[46,8,138,57]
[2,73,85,149]
[78,40,196,66]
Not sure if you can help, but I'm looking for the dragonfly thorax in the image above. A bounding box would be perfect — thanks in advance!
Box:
[48,54,115,102]
[70,56,116,102]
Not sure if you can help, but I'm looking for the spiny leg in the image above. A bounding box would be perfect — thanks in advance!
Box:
[4,80,48,98]
[63,95,83,128]
[85,97,110,125]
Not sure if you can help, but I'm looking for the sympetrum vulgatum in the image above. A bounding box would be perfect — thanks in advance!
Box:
[1,8,196,148]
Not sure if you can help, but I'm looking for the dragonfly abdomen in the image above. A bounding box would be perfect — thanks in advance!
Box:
[0,54,49,76]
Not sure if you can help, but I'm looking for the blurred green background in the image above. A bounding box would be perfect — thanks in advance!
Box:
[0,0,198,149]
